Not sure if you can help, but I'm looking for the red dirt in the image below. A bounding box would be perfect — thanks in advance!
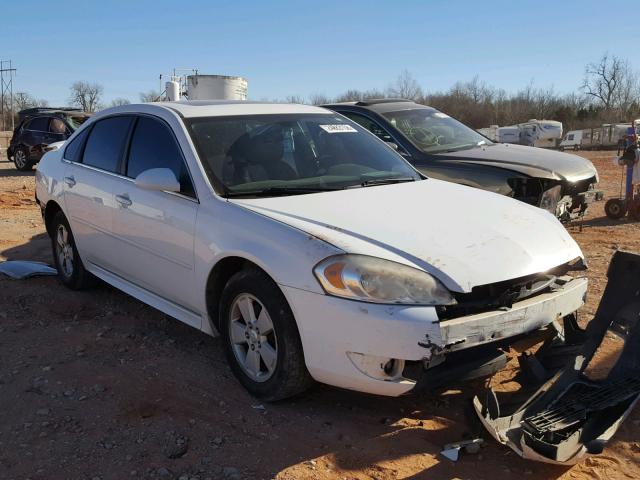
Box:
[0,151,638,480]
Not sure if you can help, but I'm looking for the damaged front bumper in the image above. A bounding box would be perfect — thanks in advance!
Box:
[474,250,640,464]
[282,274,588,397]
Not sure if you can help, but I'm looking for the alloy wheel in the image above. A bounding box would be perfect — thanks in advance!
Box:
[14,149,27,169]
[228,293,278,382]
[55,224,74,278]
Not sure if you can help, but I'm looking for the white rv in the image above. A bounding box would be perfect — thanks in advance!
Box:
[519,119,563,148]
[479,119,563,148]
[559,130,583,150]
[496,126,520,143]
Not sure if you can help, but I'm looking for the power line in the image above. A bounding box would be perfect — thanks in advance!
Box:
[0,60,17,131]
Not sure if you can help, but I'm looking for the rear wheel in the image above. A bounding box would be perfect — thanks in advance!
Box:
[604,198,627,220]
[50,211,95,289]
[13,146,33,171]
[219,268,313,401]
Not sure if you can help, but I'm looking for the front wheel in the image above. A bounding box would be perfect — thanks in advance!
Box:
[50,211,95,289]
[219,268,313,401]
[14,146,33,171]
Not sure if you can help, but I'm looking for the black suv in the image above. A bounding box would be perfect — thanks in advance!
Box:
[322,99,603,222]
[8,108,92,171]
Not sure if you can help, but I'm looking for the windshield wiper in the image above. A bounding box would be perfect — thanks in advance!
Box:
[224,186,342,198]
[359,177,417,187]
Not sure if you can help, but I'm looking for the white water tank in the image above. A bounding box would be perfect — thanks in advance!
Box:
[186,75,248,101]
[166,80,181,101]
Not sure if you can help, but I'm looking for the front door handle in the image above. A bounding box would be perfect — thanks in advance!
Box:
[115,194,132,207]
[63,176,76,187]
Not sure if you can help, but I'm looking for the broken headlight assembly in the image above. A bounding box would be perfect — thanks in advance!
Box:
[314,254,455,305]
[539,185,563,214]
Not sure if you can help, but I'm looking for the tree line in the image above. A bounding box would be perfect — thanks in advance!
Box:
[4,53,640,132]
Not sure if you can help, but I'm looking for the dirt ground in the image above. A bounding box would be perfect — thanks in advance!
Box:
[0,151,639,480]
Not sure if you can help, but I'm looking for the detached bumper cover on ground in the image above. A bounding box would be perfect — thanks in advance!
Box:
[474,250,640,464]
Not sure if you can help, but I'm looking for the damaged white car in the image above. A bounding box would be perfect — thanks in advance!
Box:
[35,101,589,404]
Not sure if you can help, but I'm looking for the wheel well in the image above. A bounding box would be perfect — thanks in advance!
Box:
[205,257,264,331]
[43,201,63,237]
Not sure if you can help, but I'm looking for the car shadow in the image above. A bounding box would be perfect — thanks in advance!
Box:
[0,233,635,479]
[0,166,35,177]
[0,232,51,263]
[569,214,639,229]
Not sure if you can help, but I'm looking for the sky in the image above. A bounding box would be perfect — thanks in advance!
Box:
[2,0,640,107]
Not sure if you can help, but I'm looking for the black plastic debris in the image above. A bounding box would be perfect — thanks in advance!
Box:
[473,250,640,464]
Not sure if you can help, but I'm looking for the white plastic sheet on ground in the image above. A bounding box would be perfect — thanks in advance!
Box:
[0,261,58,279]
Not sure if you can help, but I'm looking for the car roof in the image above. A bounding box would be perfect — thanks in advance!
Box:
[322,99,434,114]
[98,100,332,119]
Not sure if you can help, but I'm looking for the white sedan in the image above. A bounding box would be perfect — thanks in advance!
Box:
[35,101,587,400]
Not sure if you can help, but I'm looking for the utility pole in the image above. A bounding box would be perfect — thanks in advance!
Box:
[0,60,16,131]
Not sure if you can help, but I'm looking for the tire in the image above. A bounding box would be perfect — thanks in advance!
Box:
[219,268,313,401]
[13,146,33,171]
[604,198,627,220]
[50,211,95,289]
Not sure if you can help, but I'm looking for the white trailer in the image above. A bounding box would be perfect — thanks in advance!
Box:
[479,119,563,148]
[496,126,520,144]
[559,130,583,150]
[518,119,563,148]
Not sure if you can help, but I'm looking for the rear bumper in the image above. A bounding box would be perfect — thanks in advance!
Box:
[281,276,588,396]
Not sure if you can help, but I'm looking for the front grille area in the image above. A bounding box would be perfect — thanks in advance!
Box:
[436,263,575,320]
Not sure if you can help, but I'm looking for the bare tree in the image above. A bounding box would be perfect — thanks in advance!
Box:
[69,81,103,112]
[109,97,131,107]
[139,90,162,103]
[13,92,49,111]
[388,69,423,100]
[309,92,330,105]
[14,92,36,111]
[285,95,305,104]
[582,54,630,110]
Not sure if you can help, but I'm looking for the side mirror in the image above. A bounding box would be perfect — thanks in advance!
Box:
[134,168,180,192]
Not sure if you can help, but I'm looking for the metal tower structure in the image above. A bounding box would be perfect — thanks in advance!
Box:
[0,60,16,131]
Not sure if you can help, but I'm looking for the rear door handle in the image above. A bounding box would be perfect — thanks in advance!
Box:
[115,194,132,207]
[63,176,76,187]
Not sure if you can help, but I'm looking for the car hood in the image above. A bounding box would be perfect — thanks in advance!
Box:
[436,143,598,182]
[230,179,583,293]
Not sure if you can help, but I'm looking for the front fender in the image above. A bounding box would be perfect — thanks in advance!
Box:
[193,198,342,318]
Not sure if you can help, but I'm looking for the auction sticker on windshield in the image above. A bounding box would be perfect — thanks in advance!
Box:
[319,124,358,133]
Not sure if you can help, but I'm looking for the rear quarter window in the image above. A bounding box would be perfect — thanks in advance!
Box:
[63,127,91,162]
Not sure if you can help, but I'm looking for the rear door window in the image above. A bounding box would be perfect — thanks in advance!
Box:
[126,116,195,197]
[26,117,50,132]
[82,116,134,173]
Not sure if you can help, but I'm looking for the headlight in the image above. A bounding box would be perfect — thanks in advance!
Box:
[539,185,562,213]
[313,254,455,305]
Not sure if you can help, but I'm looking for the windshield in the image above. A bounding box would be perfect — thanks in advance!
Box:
[186,114,421,197]
[66,115,91,131]
[381,108,493,154]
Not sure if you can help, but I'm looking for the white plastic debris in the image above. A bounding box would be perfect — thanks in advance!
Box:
[0,261,58,279]
[440,438,484,462]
